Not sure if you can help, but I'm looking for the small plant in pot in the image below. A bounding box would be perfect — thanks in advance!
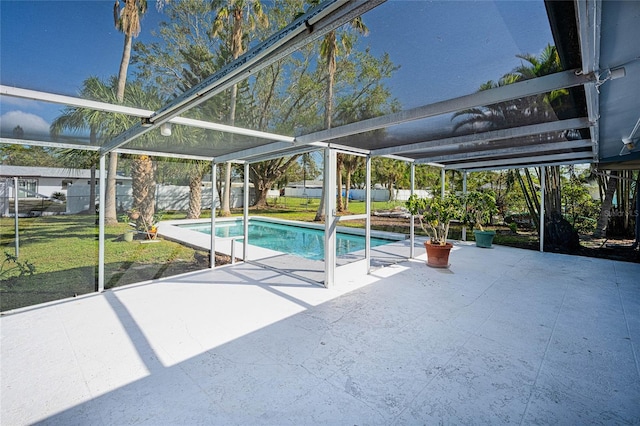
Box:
[128,208,140,221]
[406,193,463,268]
[464,190,497,248]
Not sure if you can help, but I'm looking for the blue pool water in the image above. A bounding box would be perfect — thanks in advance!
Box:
[180,219,397,261]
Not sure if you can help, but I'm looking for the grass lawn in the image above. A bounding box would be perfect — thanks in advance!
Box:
[1,214,210,311]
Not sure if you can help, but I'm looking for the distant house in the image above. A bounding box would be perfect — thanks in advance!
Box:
[0,165,130,216]
[0,165,129,200]
[0,165,242,216]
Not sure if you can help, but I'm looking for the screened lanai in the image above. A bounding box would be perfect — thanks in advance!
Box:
[1,0,640,294]
[2,1,640,424]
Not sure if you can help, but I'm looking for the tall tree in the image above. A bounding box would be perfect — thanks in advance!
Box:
[50,77,108,214]
[106,0,149,225]
[342,154,364,211]
[1,143,58,167]
[332,49,398,211]
[373,158,406,201]
[314,15,368,220]
[453,45,571,232]
[134,0,292,214]
[211,0,268,216]
[132,1,395,214]
[134,1,224,218]
[114,0,148,101]
[51,77,164,225]
[124,83,164,227]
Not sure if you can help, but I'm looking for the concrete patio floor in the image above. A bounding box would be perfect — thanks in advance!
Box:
[1,243,639,425]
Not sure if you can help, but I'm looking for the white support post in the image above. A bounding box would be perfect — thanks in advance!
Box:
[98,154,106,292]
[210,163,217,269]
[324,148,337,288]
[410,163,415,259]
[462,171,467,241]
[441,168,446,199]
[243,162,250,262]
[539,167,546,252]
[365,155,372,273]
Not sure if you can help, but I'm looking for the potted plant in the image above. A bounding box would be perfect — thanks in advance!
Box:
[128,208,140,221]
[406,193,463,268]
[463,190,497,248]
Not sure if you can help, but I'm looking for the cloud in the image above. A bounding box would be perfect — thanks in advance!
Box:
[0,97,39,109]
[0,110,50,135]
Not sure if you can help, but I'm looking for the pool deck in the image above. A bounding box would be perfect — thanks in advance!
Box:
[1,242,639,424]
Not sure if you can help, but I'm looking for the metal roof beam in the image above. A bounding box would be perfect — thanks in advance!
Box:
[0,137,100,151]
[297,69,595,145]
[240,145,319,164]
[114,148,213,161]
[446,152,593,170]
[463,158,592,172]
[214,141,297,163]
[371,117,590,157]
[0,137,214,160]
[0,85,294,143]
[382,154,415,162]
[575,0,602,161]
[101,0,385,155]
[415,139,592,164]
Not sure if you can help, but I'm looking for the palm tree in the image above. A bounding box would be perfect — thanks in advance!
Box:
[52,77,164,226]
[123,83,164,227]
[186,161,212,219]
[342,154,364,211]
[211,0,268,216]
[314,13,368,220]
[452,45,570,229]
[106,0,149,225]
[155,126,213,219]
[114,0,147,101]
[50,77,123,214]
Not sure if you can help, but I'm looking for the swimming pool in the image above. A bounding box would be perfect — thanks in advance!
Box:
[179,219,398,261]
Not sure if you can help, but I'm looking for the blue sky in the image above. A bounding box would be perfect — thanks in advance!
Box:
[0,0,553,138]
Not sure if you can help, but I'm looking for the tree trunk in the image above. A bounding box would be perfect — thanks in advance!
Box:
[132,155,156,229]
[88,128,97,214]
[593,170,617,238]
[187,175,202,219]
[345,170,352,211]
[336,153,344,212]
[516,168,540,232]
[104,152,119,225]
[314,159,326,222]
[544,166,562,219]
[254,186,271,208]
[105,32,133,226]
[221,159,233,216]
[117,34,132,102]
[89,164,96,214]
[221,11,244,217]
[315,31,337,222]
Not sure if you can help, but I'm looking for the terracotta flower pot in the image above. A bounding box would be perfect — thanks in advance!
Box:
[424,241,453,268]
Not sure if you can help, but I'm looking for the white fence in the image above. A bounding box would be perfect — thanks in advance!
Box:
[66,184,227,213]
[65,184,283,213]
[282,187,431,202]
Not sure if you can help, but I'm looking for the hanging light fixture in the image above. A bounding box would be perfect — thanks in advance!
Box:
[160,123,172,136]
